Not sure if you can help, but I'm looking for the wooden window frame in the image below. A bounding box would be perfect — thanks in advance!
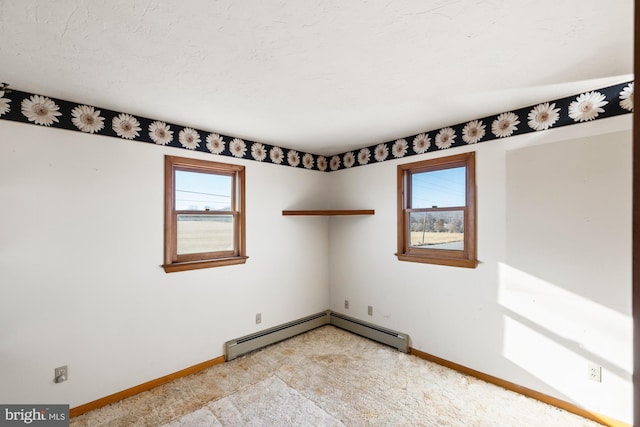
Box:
[396,152,478,268]
[163,155,247,273]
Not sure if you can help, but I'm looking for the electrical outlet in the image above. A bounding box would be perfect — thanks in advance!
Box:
[588,363,601,382]
[54,365,67,383]
[368,305,373,316]
[344,300,349,309]
[255,313,262,324]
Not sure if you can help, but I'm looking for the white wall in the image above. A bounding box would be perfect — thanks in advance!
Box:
[0,120,330,407]
[327,115,632,423]
[0,113,633,423]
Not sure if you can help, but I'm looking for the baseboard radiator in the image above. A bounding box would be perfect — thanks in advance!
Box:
[329,311,409,353]
[225,311,330,361]
[225,310,409,361]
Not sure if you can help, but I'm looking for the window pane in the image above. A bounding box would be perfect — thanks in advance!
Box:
[411,167,465,208]
[177,214,234,254]
[408,211,464,250]
[175,171,231,211]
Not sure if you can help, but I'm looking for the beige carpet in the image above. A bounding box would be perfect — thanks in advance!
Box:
[71,326,603,426]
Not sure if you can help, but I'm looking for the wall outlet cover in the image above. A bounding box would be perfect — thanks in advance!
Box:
[588,363,601,382]
[54,366,67,383]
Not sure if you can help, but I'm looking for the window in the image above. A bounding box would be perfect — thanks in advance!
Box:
[163,155,247,273]
[396,152,477,268]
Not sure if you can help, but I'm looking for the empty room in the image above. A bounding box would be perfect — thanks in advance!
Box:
[0,1,635,426]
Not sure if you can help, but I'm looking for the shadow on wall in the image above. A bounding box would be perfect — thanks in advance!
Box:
[498,262,631,389]
[504,133,631,315]
[496,132,632,420]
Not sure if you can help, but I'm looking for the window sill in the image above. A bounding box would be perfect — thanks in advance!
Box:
[395,253,478,269]
[163,256,249,273]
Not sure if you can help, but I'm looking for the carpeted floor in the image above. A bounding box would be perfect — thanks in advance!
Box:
[71,326,603,426]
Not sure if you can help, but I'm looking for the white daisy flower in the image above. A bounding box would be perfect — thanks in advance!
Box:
[178,128,201,150]
[392,139,408,158]
[302,153,314,169]
[343,152,356,168]
[374,144,388,162]
[358,148,371,165]
[270,146,284,164]
[287,150,300,167]
[21,95,62,126]
[206,133,225,154]
[251,143,267,161]
[491,112,520,138]
[230,138,247,157]
[112,113,141,139]
[0,91,11,117]
[462,120,485,144]
[568,91,608,122]
[619,83,634,112]
[412,133,430,154]
[71,105,105,134]
[435,127,456,149]
[329,155,341,170]
[527,102,560,131]
[148,121,173,145]
[317,156,328,171]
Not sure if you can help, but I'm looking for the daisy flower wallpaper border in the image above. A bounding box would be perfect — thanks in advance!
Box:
[0,80,633,172]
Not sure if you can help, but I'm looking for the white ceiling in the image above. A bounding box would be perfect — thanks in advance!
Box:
[0,0,633,155]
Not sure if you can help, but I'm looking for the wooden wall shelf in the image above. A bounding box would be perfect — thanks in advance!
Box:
[282,210,375,216]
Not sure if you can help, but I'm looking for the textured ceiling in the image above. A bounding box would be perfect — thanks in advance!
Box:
[0,0,633,155]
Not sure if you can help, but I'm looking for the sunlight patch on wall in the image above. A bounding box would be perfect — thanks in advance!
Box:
[498,262,631,416]
[502,315,583,392]
[498,263,629,373]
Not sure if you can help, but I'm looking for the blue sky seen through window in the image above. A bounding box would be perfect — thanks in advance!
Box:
[175,170,231,211]
[411,166,466,208]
